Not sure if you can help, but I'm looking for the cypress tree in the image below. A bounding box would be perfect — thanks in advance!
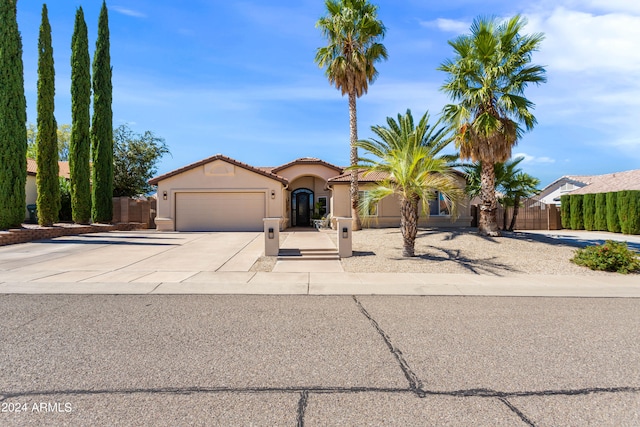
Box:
[560,195,571,229]
[594,192,607,231]
[627,191,640,235]
[0,0,28,229]
[617,191,630,234]
[606,192,620,233]
[36,4,60,226]
[570,194,584,230]
[582,193,595,231]
[91,1,113,223]
[70,6,91,224]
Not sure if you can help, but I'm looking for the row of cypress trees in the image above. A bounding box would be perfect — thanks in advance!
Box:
[561,191,640,235]
[0,1,112,229]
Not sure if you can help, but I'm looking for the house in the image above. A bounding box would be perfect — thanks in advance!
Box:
[149,154,472,232]
[25,158,70,220]
[538,169,640,204]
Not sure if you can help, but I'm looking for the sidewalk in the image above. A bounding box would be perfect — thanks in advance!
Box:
[1,271,639,296]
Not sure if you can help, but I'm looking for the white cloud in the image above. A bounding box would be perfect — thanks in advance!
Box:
[513,153,556,164]
[111,6,146,18]
[420,18,469,34]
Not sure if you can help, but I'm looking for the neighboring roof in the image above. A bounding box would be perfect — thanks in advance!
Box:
[26,158,70,179]
[537,175,591,198]
[270,157,343,174]
[148,154,288,185]
[568,169,640,195]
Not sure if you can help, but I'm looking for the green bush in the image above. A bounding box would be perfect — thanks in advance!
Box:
[594,193,607,231]
[623,191,640,235]
[583,193,595,231]
[570,194,584,230]
[59,177,72,222]
[560,194,570,229]
[571,240,640,274]
[618,191,630,234]
[606,192,620,233]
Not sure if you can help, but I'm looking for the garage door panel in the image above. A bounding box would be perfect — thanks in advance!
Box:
[176,192,265,231]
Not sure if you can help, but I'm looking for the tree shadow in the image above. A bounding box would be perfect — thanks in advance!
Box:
[415,246,522,276]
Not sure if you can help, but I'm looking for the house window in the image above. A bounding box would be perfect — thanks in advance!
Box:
[358,191,378,216]
[316,196,328,217]
[429,191,451,216]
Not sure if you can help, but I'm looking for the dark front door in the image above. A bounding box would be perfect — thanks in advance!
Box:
[292,188,313,227]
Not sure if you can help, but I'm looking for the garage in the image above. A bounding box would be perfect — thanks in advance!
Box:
[175,192,265,232]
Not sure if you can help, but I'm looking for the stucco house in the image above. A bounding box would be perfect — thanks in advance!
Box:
[538,169,640,205]
[149,154,472,232]
[25,158,70,220]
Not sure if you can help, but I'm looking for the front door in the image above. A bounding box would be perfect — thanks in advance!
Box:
[292,188,313,227]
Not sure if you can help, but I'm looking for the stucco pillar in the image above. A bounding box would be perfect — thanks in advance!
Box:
[120,196,130,223]
[263,218,281,256]
[336,217,352,258]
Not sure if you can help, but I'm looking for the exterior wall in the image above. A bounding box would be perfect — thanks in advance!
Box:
[155,159,285,231]
[25,175,37,220]
[539,181,585,205]
[330,182,473,228]
[276,164,340,182]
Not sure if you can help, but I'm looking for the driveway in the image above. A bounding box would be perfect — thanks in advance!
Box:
[0,231,264,284]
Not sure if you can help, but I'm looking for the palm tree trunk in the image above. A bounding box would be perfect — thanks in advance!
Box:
[508,195,520,231]
[479,161,500,236]
[400,196,418,257]
[349,90,362,231]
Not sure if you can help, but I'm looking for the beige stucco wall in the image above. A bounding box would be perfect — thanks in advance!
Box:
[276,163,340,182]
[330,181,473,228]
[25,175,37,220]
[155,159,285,230]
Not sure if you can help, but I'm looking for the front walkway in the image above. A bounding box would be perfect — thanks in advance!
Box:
[272,228,343,273]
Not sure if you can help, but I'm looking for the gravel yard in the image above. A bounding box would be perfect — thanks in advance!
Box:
[252,227,630,276]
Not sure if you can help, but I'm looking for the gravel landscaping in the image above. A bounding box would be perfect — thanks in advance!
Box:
[252,227,631,276]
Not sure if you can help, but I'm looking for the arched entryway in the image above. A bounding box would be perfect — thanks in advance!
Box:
[291,188,314,227]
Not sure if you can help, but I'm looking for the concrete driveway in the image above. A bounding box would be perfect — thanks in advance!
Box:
[0,231,264,284]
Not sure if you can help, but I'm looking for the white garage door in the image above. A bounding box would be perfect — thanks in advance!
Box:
[175,192,265,231]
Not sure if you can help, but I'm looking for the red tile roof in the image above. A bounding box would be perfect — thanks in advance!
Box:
[27,158,70,179]
[148,154,288,185]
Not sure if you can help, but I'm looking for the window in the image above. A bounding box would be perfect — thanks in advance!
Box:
[429,191,451,216]
[316,196,328,217]
[358,191,378,216]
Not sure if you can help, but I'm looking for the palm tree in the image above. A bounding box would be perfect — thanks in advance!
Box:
[315,0,387,230]
[355,110,463,257]
[439,15,546,236]
[464,157,540,231]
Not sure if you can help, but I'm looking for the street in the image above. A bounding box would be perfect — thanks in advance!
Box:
[1,294,638,426]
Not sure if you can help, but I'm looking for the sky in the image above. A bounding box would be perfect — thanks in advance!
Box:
[15,0,640,187]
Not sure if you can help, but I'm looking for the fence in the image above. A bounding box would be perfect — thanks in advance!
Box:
[112,197,156,228]
[472,198,561,231]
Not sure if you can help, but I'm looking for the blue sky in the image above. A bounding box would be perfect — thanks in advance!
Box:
[16,0,640,187]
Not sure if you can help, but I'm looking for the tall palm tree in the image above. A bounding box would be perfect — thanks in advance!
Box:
[464,157,540,230]
[439,15,546,236]
[355,110,462,257]
[315,0,387,230]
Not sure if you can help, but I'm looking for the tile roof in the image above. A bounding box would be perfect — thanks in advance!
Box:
[270,157,343,174]
[327,170,390,183]
[148,154,288,185]
[27,158,70,179]
[568,169,640,195]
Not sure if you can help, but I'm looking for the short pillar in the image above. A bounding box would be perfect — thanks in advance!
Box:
[336,217,352,258]
[120,196,130,223]
[263,218,281,257]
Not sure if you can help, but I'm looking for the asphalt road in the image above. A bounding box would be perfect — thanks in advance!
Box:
[1,295,639,426]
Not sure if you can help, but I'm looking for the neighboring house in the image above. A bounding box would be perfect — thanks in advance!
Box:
[539,169,640,204]
[149,154,472,232]
[25,158,70,220]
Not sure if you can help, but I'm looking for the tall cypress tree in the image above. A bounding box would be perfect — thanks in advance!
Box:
[70,6,91,224]
[91,0,113,223]
[36,4,60,226]
[0,0,28,229]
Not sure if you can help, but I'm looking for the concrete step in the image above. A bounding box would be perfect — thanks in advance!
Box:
[277,248,340,261]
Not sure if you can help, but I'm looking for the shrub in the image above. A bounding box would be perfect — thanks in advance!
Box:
[618,191,630,234]
[560,194,570,229]
[606,192,620,233]
[583,193,595,231]
[59,177,72,222]
[594,193,607,231]
[570,194,584,230]
[627,191,640,235]
[571,240,640,274]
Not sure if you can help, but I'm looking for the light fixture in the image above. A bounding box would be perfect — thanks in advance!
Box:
[268,227,274,239]
[162,191,167,200]
[270,190,276,199]
[342,227,348,239]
